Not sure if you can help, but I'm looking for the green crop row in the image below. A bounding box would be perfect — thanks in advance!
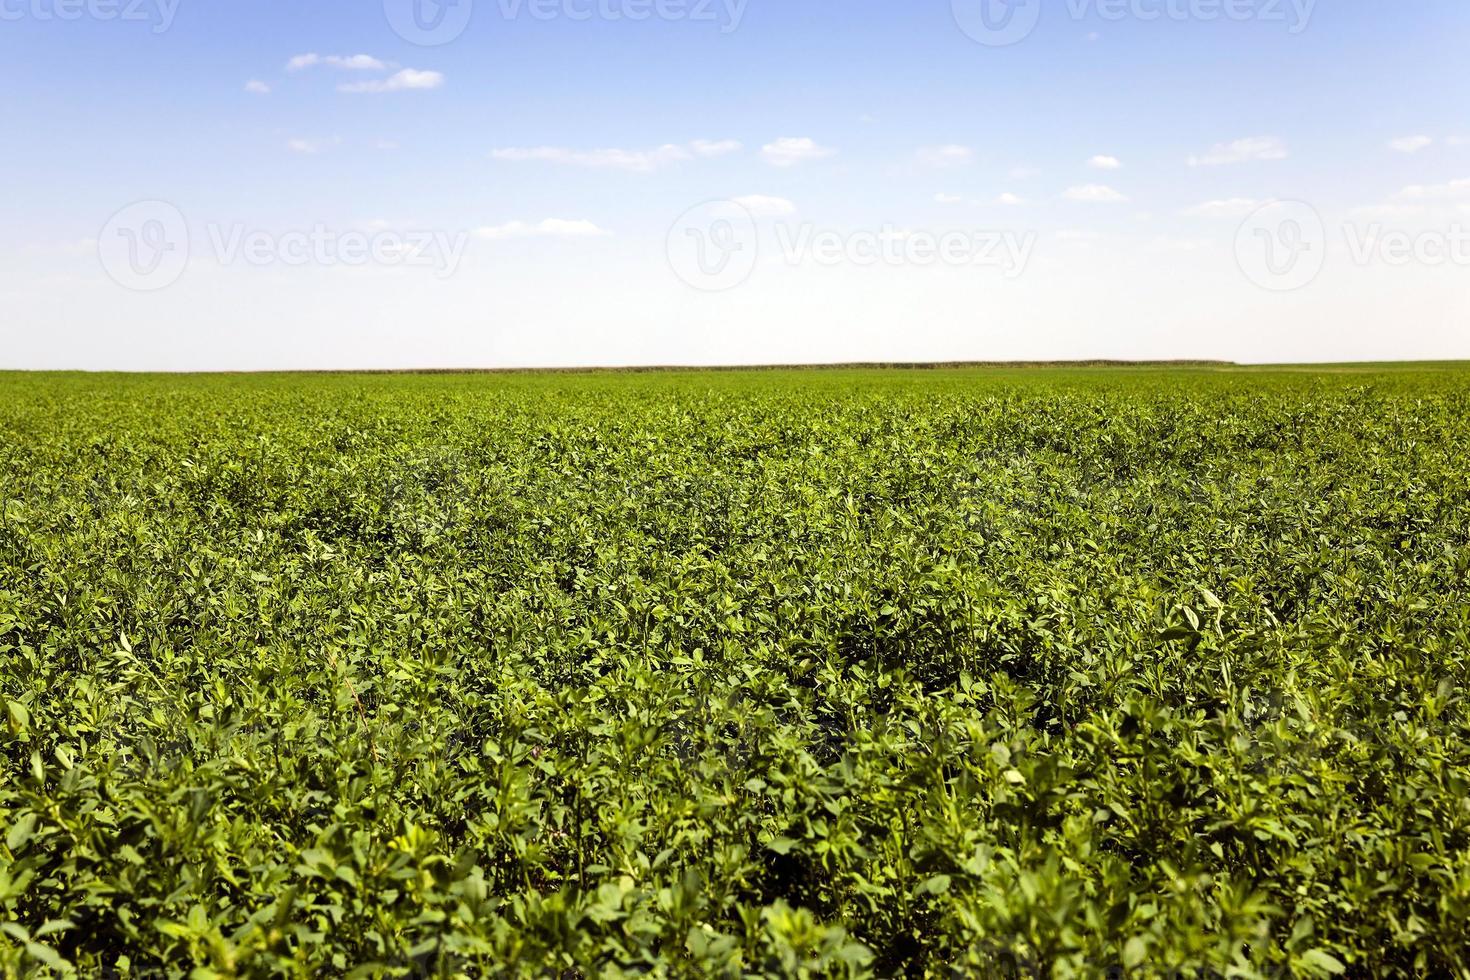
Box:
[2,368,1468,977]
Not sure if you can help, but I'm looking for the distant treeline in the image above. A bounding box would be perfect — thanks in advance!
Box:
[299,360,1241,376]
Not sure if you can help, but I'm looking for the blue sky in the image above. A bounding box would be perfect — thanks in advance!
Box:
[3,0,1469,368]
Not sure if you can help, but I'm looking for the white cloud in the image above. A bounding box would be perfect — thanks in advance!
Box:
[1348,204,1431,221]
[492,146,684,170]
[244,80,271,95]
[1181,197,1269,218]
[286,137,338,154]
[916,144,975,168]
[1064,184,1128,203]
[327,54,390,71]
[1350,180,1470,222]
[62,238,99,257]
[1088,155,1122,170]
[731,195,796,216]
[936,191,1026,207]
[690,139,742,158]
[339,69,445,94]
[1150,236,1214,252]
[1394,177,1470,202]
[761,137,836,168]
[1188,136,1289,166]
[490,140,739,173]
[1388,135,1433,154]
[288,53,391,72]
[474,219,612,241]
[15,238,97,259]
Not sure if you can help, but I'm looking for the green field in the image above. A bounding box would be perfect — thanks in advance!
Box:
[2,367,1469,977]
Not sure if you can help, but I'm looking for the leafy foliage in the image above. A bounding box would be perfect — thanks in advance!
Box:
[2,367,1469,977]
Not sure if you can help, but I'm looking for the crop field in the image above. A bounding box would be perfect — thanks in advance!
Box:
[2,366,1469,977]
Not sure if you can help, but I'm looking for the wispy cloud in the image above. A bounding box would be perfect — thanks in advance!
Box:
[1393,177,1470,202]
[1343,178,1470,222]
[934,191,1026,206]
[329,54,390,70]
[1188,136,1288,166]
[761,137,836,168]
[490,140,739,172]
[1180,198,1270,218]
[1088,155,1122,170]
[731,195,796,216]
[244,80,271,95]
[474,219,612,241]
[1149,236,1214,253]
[340,69,445,94]
[286,137,339,154]
[1064,184,1128,203]
[288,53,392,72]
[690,139,741,158]
[1348,204,1431,221]
[1388,135,1433,154]
[16,239,98,259]
[916,144,975,168]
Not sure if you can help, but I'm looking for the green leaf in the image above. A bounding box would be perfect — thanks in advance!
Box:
[5,813,37,853]
[917,875,951,896]
[1300,950,1347,976]
[4,700,28,735]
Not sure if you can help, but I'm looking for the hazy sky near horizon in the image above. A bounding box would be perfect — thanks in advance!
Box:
[2,0,1469,369]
